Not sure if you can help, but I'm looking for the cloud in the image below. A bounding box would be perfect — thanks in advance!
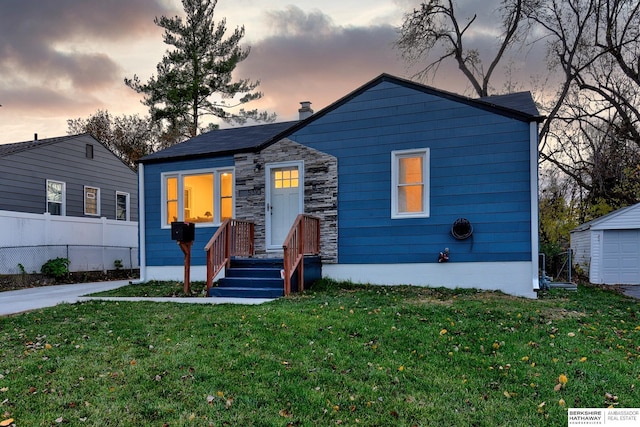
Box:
[237,6,421,119]
[0,0,180,142]
[0,0,177,99]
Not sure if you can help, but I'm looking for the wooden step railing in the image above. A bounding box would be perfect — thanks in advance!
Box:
[204,219,254,291]
[282,214,320,296]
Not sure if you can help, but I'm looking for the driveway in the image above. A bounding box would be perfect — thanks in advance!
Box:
[618,285,640,299]
[0,281,274,316]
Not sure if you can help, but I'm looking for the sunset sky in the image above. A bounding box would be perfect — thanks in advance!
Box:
[0,0,548,144]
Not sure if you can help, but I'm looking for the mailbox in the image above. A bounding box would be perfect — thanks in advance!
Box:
[171,221,195,242]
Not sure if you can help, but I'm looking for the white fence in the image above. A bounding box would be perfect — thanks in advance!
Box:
[0,210,138,274]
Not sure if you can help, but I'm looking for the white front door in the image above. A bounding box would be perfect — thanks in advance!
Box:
[266,162,303,250]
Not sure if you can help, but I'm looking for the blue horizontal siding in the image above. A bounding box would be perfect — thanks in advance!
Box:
[143,157,233,267]
[291,83,533,265]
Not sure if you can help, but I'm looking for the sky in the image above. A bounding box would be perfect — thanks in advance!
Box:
[0,0,548,145]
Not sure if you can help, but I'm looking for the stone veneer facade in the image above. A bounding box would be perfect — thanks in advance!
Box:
[234,138,338,263]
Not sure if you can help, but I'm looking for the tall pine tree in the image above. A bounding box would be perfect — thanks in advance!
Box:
[125,0,273,141]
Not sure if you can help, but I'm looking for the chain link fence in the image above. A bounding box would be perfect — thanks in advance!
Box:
[0,245,138,275]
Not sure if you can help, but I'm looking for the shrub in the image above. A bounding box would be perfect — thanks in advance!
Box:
[41,257,70,279]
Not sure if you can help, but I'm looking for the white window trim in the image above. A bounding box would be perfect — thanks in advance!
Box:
[391,148,430,219]
[161,167,235,228]
[46,179,66,216]
[116,191,130,221]
[84,186,101,216]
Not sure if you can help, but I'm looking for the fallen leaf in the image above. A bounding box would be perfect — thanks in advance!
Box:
[503,391,512,398]
[559,374,568,384]
[567,332,576,337]
[439,329,447,335]
[55,417,64,423]
[0,419,14,427]
[207,395,215,404]
[554,383,562,392]
[279,409,292,418]
[559,399,566,406]
[45,343,52,349]
[580,357,587,362]
[216,391,224,397]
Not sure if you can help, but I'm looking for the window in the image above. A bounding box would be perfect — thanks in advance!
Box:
[273,168,299,188]
[116,192,130,221]
[84,186,100,216]
[86,144,94,159]
[162,168,234,226]
[46,180,65,215]
[391,149,430,218]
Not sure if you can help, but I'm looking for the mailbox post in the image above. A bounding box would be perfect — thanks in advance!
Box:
[171,222,195,294]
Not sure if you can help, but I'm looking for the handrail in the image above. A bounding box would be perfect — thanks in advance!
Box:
[205,219,254,291]
[282,214,320,296]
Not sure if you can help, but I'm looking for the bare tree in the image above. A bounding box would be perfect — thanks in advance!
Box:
[527,0,640,213]
[396,0,528,96]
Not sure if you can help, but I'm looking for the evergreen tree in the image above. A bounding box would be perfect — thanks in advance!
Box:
[125,0,273,141]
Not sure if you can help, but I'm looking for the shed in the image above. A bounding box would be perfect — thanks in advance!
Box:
[570,203,640,285]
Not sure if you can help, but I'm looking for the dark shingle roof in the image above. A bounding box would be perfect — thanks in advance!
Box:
[139,73,545,164]
[0,134,75,157]
[139,121,298,163]
[480,92,540,117]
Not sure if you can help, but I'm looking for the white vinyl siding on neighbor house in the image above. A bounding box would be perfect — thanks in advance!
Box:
[84,186,100,216]
[571,203,640,285]
[46,180,65,216]
[161,168,234,227]
[601,230,640,284]
[391,148,430,219]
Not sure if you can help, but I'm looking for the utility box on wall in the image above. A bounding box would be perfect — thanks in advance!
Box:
[171,222,195,242]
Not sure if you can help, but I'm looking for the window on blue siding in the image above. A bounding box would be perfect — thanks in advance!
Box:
[162,168,234,226]
[391,149,430,218]
[46,180,65,216]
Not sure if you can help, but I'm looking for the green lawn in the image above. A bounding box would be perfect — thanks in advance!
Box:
[1,281,638,426]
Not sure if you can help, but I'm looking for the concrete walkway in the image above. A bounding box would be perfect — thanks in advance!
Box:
[0,280,274,317]
[618,285,640,300]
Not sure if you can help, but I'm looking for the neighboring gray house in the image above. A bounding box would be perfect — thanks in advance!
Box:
[0,133,138,220]
[571,203,640,285]
[0,133,139,274]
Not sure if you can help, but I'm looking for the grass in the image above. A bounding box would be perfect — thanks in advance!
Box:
[88,280,210,298]
[1,280,639,426]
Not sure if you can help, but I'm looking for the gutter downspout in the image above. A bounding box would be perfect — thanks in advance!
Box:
[530,121,540,291]
[133,163,146,284]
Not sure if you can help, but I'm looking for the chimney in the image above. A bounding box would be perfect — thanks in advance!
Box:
[34,133,38,141]
[298,101,313,120]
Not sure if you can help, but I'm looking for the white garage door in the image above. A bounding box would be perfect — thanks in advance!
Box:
[602,230,640,285]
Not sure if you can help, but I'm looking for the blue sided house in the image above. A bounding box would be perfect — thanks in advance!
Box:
[138,74,544,298]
